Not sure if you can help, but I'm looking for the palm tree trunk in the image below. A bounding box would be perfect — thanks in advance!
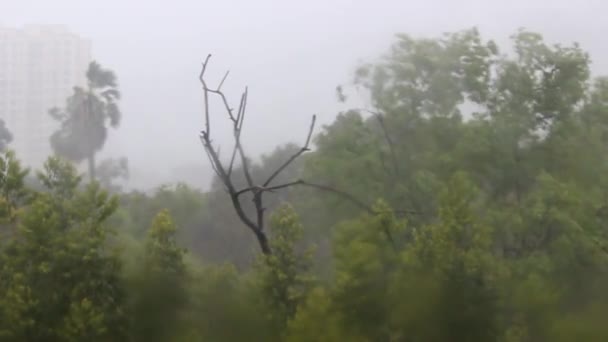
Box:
[85,84,96,183]
[88,153,96,183]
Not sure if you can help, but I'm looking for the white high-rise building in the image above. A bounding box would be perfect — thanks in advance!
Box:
[0,24,91,168]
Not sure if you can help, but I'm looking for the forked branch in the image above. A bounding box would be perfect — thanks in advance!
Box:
[198,56,411,255]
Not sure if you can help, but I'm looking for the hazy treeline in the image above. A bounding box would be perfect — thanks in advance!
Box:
[1,28,608,341]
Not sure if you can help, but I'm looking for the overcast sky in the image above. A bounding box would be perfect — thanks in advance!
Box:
[2,0,607,190]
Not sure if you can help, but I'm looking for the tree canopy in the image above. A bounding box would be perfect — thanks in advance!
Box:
[1,27,608,341]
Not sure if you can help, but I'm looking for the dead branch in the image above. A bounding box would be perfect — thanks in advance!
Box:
[236,180,418,217]
[199,54,212,138]
[236,180,370,213]
[218,70,230,91]
[227,91,247,177]
[198,56,413,255]
[263,115,316,187]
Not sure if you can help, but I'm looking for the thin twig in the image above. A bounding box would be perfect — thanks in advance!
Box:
[235,179,372,212]
[200,134,220,176]
[227,91,248,176]
[263,115,316,187]
[213,90,236,123]
[197,55,415,255]
[218,70,230,91]
[199,54,212,138]
[236,132,254,188]
[236,179,419,216]
[238,88,248,132]
[227,142,239,177]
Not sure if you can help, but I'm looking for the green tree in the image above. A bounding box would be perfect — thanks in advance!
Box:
[110,183,217,263]
[49,61,121,182]
[281,28,608,341]
[329,200,406,341]
[129,209,188,342]
[0,150,30,230]
[0,157,127,341]
[184,263,269,341]
[286,287,368,342]
[252,204,315,340]
[395,173,504,341]
[492,172,608,340]
[304,27,594,230]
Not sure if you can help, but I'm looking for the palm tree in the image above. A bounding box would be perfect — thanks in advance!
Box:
[0,119,13,151]
[49,61,121,182]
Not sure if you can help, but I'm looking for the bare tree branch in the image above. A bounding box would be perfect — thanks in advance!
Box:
[200,129,271,254]
[201,135,220,176]
[235,125,254,188]
[218,70,230,92]
[236,179,418,217]
[210,88,236,123]
[198,56,272,254]
[199,54,212,138]
[197,55,412,255]
[263,115,316,187]
[227,91,247,177]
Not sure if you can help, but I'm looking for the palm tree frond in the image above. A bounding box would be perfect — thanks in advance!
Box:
[106,103,121,127]
[101,88,121,101]
[48,107,64,121]
[87,61,117,89]
[0,119,13,150]
[51,60,122,165]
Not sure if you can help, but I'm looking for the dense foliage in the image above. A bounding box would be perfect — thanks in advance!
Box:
[1,28,608,341]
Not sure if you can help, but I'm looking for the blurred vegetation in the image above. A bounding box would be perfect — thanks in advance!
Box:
[0,28,608,341]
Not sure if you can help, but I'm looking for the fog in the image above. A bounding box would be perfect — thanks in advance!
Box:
[3,0,607,190]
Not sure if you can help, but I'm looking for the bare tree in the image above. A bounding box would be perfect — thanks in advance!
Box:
[198,55,385,255]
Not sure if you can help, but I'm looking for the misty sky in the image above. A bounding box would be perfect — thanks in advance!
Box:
[2,0,607,190]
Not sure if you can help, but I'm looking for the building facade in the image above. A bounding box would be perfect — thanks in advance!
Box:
[0,24,91,168]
